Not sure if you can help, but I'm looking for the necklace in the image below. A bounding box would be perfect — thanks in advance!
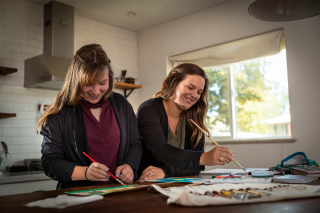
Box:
[164,101,180,136]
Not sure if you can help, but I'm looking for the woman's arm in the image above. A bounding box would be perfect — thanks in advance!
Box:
[40,114,77,183]
[137,103,203,171]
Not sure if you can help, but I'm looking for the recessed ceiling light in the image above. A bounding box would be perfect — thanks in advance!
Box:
[127,11,136,16]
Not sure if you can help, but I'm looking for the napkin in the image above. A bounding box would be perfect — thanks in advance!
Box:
[25,194,103,209]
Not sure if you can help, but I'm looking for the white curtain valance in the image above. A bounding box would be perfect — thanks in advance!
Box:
[169,29,285,68]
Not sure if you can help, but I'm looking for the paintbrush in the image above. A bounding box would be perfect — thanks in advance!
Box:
[190,119,246,171]
[83,152,126,186]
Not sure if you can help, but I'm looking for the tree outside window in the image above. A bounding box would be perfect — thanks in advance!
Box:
[204,49,290,139]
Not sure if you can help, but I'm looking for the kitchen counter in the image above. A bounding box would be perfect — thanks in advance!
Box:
[0,171,50,184]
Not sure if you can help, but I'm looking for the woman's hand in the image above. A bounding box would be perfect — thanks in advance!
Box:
[139,166,165,180]
[115,164,134,183]
[199,147,233,166]
[86,162,110,181]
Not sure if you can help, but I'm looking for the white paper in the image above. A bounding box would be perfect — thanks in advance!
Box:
[200,168,268,175]
[25,194,103,209]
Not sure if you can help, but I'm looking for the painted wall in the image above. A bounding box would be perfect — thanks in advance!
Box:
[138,0,320,169]
[0,0,139,166]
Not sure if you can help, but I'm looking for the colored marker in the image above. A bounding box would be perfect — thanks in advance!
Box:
[83,152,126,186]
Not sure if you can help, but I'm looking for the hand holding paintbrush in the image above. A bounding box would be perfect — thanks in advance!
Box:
[83,152,126,186]
[190,119,246,171]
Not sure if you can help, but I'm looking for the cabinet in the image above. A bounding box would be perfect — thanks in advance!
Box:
[114,82,142,98]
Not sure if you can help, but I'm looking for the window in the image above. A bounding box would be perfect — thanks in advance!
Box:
[204,49,290,139]
[168,29,292,140]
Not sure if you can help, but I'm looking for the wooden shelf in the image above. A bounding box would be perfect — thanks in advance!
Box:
[0,66,17,75]
[114,82,142,98]
[114,82,142,90]
[0,113,16,119]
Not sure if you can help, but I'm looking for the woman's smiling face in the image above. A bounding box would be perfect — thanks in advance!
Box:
[80,70,109,104]
[173,74,205,110]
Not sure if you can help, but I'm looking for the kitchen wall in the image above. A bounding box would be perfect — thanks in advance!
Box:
[138,0,320,169]
[0,0,139,166]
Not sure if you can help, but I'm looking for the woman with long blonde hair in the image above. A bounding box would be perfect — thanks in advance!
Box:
[137,63,233,180]
[38,44,142,189]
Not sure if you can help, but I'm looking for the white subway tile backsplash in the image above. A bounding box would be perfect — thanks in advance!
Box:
[11,153,27,164]
[13,3,29,14]
[20,144,35,153]
[20,111,38,119]
[28,88,43,96]
[7,145,19,153]
[3,127,20,136]
[20,94,36,103]
[0,118,11,127]
[21,45,36,54]
[0,24,4,33]
[43,89,58,97]
[0,49,12,59]
[5,25,20,36]
[0,7,4,16]
[0,33,12,42]
[5,9,20,21]
[28,136,42,144]
[20,0,37,9]
[35,96,52,105]
[27,152,41,159]
[4,42,20,52]
[12,51,28,60]
[0,136,11,144]
[36,32,43,41]
[12,119,29,127]
[20,29,36,39]
[0,128,2,136]
[35,144,41,152]
[0,101,11,110]
[27,103,37,111]
[12,102,28,111]
[28,23,42,33]
[0,1,14,10]
[0,16,13,26]
[29,7,41,17]
[3,93,20,102]
[20,128,37,136]
[3,75,21,86]
[0,92,3,101]
[0,41,4,49]
[0,85,11,93]
[28,119,37,128]
[20,13,37,24]
[13,19,28,30]
[11,85,28,94]
[29,38,42,48]
[0,58,20,69]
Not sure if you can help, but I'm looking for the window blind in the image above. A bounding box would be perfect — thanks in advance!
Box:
[169,29,285,68]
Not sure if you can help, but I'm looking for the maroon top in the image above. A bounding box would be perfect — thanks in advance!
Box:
[80,98,120,184]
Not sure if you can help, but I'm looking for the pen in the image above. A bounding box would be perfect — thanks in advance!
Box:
[83,152,126,186]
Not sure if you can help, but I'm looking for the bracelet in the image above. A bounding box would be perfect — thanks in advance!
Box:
[85,167,89,181]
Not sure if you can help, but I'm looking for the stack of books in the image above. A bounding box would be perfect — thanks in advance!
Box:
[291,167,320,177]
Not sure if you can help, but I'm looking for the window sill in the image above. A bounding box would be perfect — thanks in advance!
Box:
[206,136,297,144]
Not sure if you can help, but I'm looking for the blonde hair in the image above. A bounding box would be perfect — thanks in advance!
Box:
[154,63,209,147]
[36,44,113,132]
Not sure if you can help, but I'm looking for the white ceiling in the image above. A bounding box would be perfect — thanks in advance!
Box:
[27,0,232,32]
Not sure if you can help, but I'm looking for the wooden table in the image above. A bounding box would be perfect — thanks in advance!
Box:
[2,179,320,213]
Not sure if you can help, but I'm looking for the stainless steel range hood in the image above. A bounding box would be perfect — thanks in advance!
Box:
[25,1,74,90]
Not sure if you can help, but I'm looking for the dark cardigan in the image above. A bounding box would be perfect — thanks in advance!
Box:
[136,97,205,177]
[40,92,142,189]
